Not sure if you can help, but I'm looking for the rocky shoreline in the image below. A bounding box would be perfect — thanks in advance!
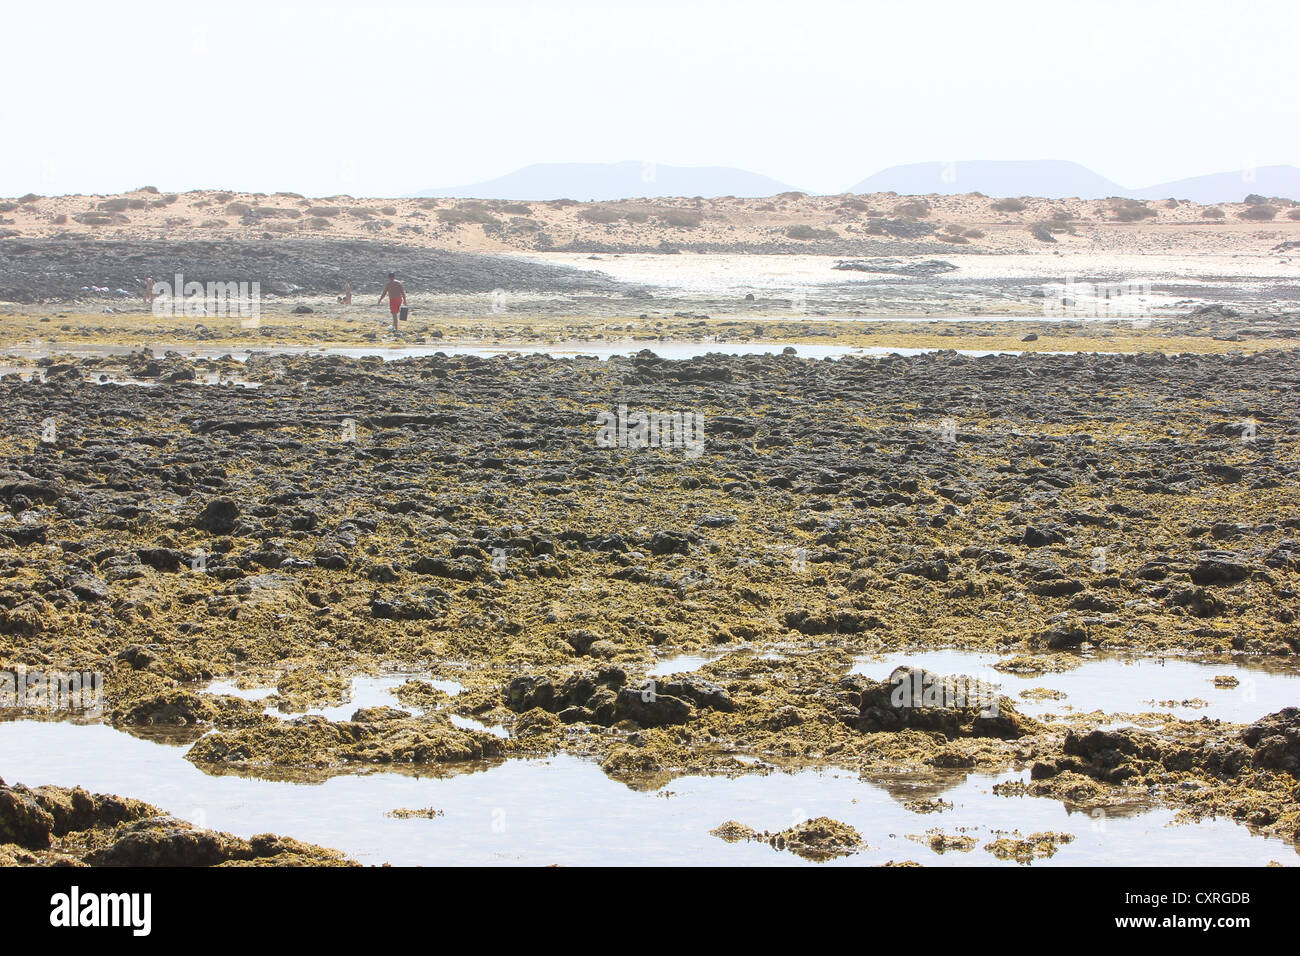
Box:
[0,238,627,304]
[2,343,1299,861]
[0,778,353,866]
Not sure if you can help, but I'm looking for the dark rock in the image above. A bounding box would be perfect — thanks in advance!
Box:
[88,819,231,866]
[0,788,55,849]
[613,686,695,726]
[137,547,185,572]
[113,691,217,725]
[1241,708,1300,776]
[1190,553,1251,586]
[195,498,240,534]
[1041,624,1087,649]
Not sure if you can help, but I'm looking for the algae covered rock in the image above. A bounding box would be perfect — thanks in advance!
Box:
[848,666,1036,739]
[1241,708,1300,776]
[0,779,348,866]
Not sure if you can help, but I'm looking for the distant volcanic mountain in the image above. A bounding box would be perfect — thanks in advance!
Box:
[414,161,803,201]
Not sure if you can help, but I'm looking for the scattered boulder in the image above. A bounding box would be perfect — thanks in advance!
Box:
[194,498,240,534]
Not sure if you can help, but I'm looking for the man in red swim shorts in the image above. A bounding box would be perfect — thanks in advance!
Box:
[378,272,405,333]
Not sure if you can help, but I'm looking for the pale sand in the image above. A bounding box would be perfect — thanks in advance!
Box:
[2,188,1296,258]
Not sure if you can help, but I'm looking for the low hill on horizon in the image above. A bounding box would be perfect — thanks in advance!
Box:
[415,159,1300,204]
[414,161,802,201]
[849,160,1300,203]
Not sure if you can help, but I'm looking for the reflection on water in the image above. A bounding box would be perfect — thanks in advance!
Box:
[204,680,276,702]
[648,654,723,677]
[0,721,1290,866]
[203,673,494,731]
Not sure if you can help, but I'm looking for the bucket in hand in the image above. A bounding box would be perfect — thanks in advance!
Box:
[399,306,409,321]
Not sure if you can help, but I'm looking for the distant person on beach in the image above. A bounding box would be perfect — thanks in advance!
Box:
[143,276,155,307]
[337,281,352,305]
[378,273,405,332]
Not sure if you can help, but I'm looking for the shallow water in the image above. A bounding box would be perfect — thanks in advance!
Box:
[262,675,432,722]
[202,674,507,736]
[647,647,1300,723]
[850,649,1300,724]
[0,721,1290,866]
[648,654,723,677]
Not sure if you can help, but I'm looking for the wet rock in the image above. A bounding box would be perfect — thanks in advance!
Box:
[195,497,240,534]
[712,815,864,860]
[350,706,411,722]
[187,714,504,769]
[0,603,44,636]
[411,555,479,580]
[984,831,1073,863]
[1168,586,1226,617]
[1205,463,1243,483]
[30,785,153,834]
[505,675,555,712]
[893,558,949,581]
[1031,578,1084,597]
[369,588,448,620]
[0,522,47,546]
[137,547,185,572]
[648,530,692,556]
[1022,526,1065,548]
[710,820,757,842]
[503,668,628,722]
[783,608,880,635]
[1059,729,1162,782]
[1241,708,1300,776]
[1040,624,1087,649]
[1190,553,1251,586]
[656,675,734,713]
[115,644,157,669]
[68,574,109,602]
[514,708,562,737]
[0,788,55,849]
[1069,592,1118,613]
[614,686,695,726]
[90,818,230,866]
[113,690,217,726]
[562,628,600,656]
[851,666,1032,739]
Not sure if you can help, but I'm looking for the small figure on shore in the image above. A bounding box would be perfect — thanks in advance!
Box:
[378,272,405,333]
[143,276,155,307]
[337,281,353,305]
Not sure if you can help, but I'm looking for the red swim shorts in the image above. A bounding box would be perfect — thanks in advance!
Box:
[389,297,402,315]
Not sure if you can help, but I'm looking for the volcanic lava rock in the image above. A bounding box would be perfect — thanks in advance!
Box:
[1241,708,1300,776]
[1190,552,1252,586]
[194,497,240,533]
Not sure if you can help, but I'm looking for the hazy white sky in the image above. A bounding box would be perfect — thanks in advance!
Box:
[2,0,1295,197]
